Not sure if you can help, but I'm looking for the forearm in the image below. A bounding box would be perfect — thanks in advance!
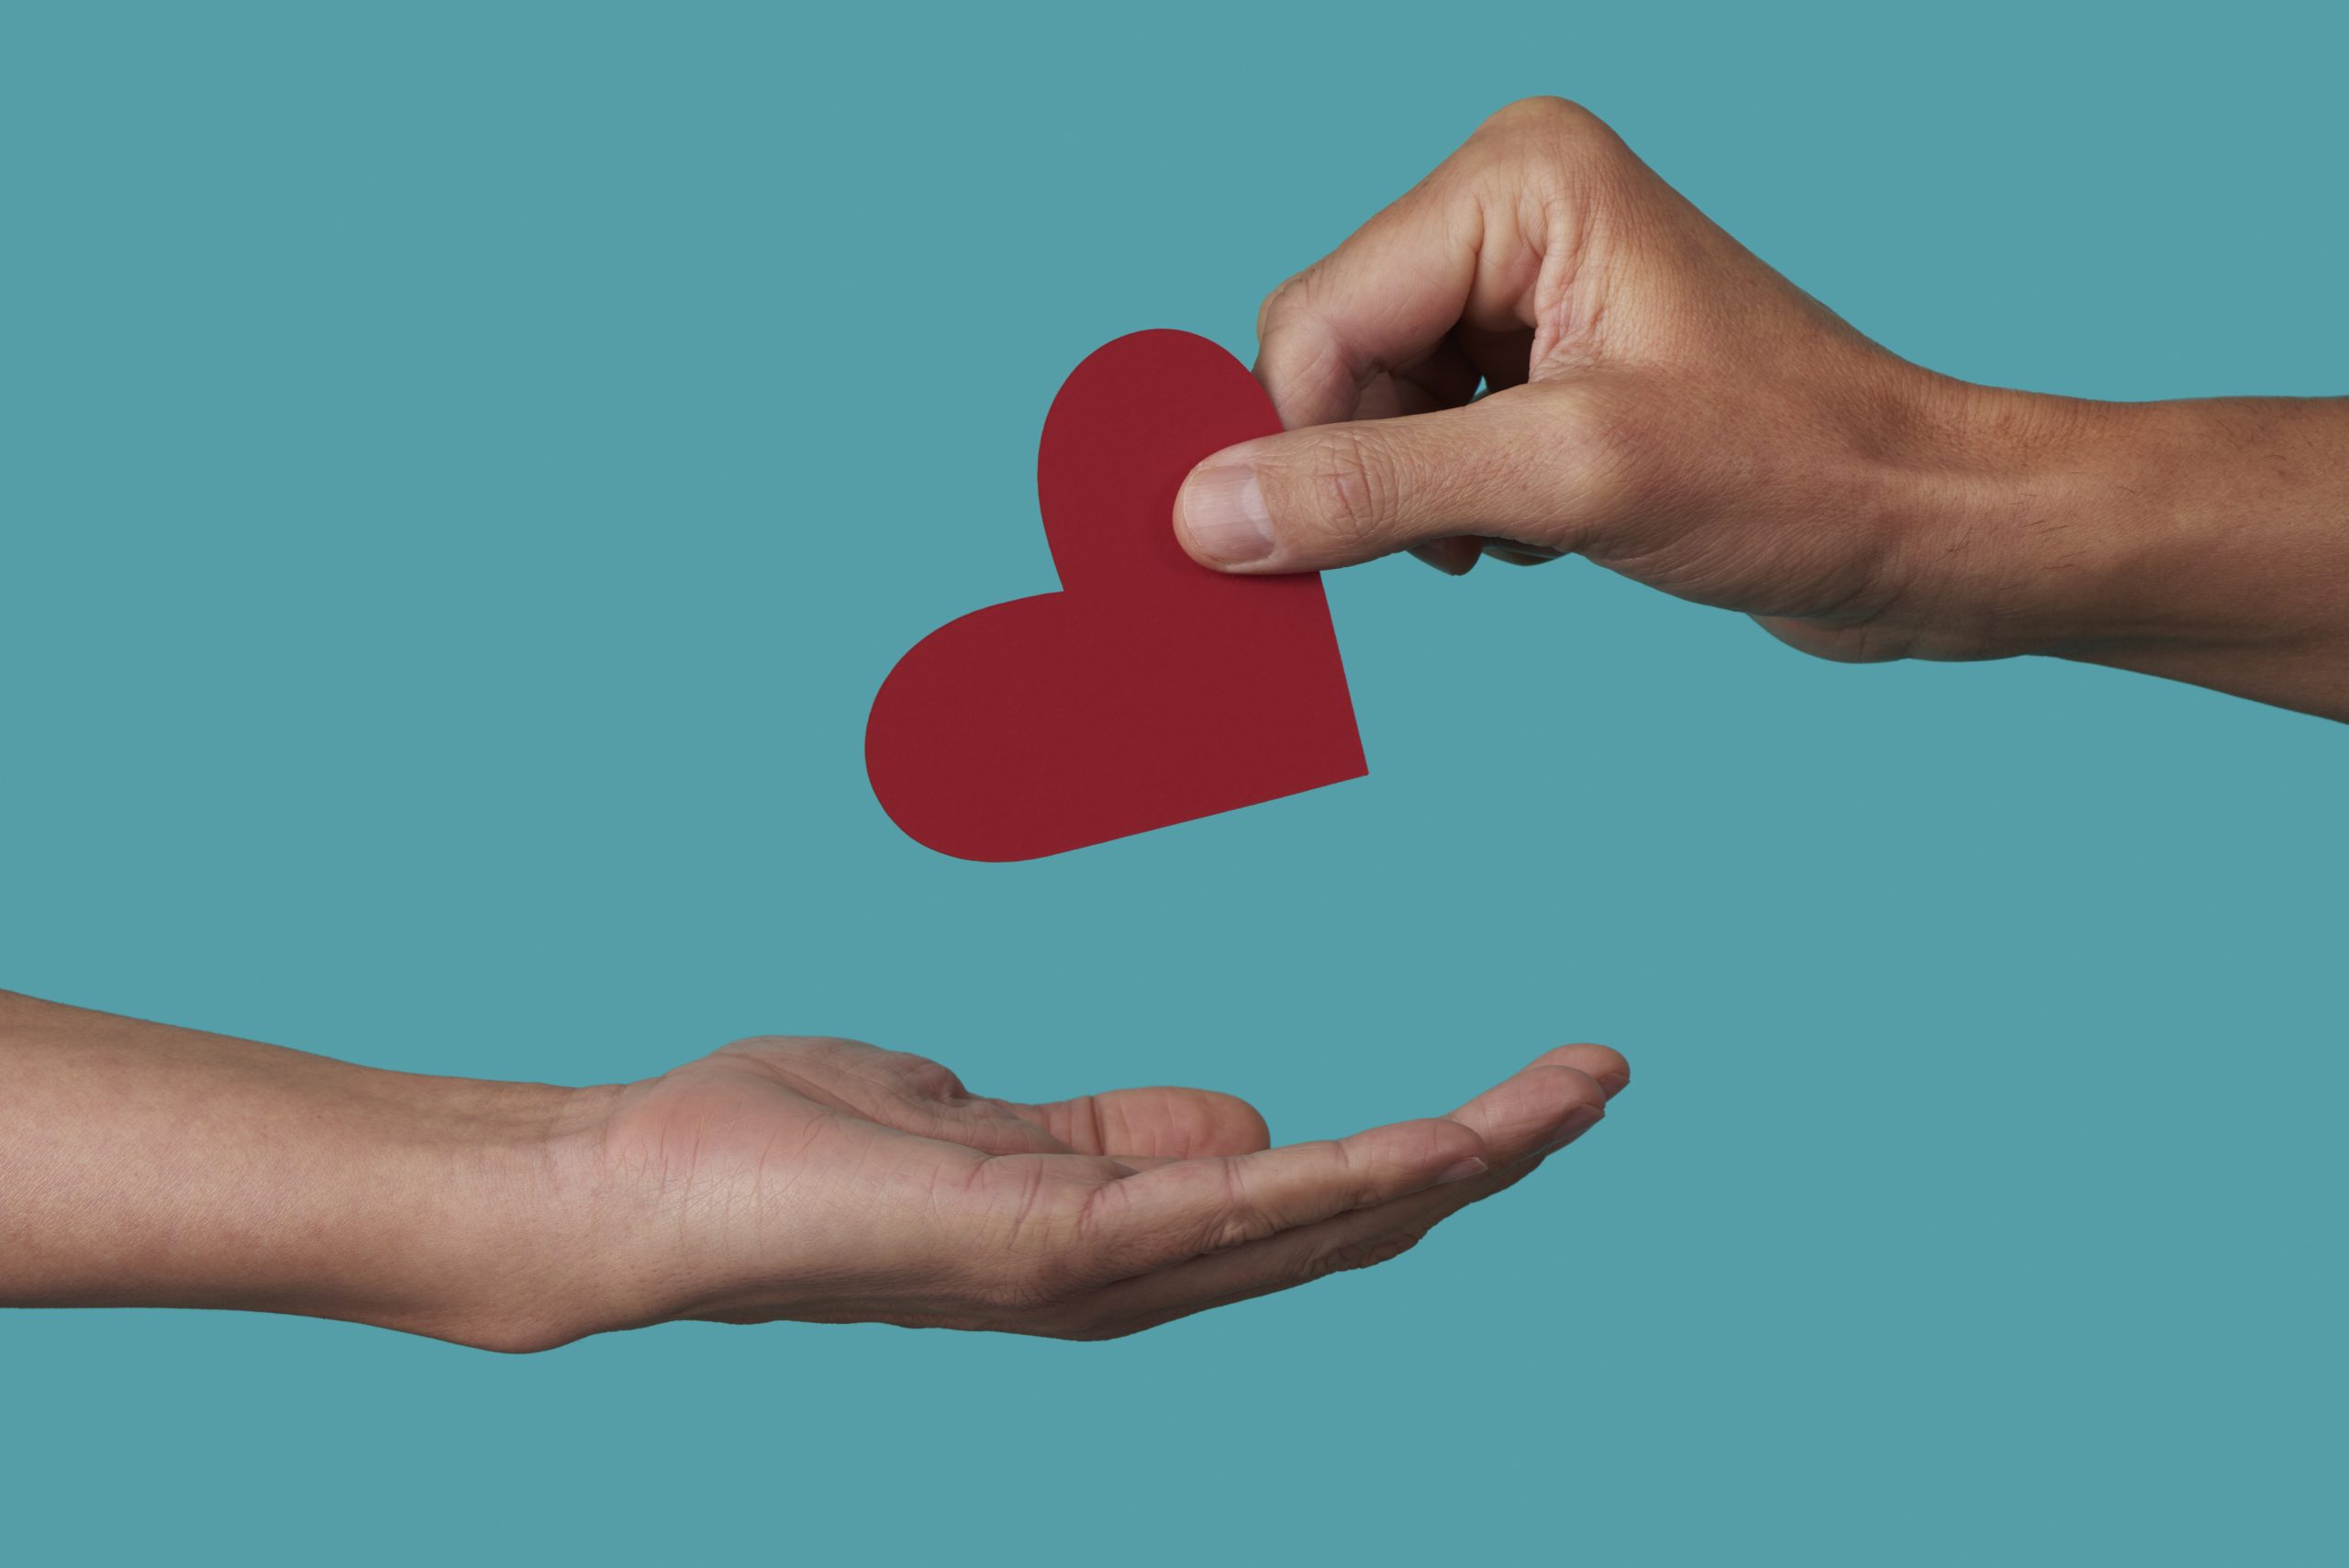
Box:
[1916,384,2349,719]
[0,990,616,1351]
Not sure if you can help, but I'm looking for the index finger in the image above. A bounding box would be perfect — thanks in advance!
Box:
[1252,98,1598,428]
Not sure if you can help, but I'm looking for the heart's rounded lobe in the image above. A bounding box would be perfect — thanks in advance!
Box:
[866,330,1365,862]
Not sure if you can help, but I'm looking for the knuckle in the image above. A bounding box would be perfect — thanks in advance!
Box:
[977,1262,1073,1316]
[1298,1229,1427,1283]
[1299,427,1398,552]
[1341,1230,1428,1273]
[974,1229,1097,1313]
[1278,1245,1342,1288]
[1197,1201,1273,1256]
[1539,384,1653,535]
[1141,1162,1272,1259]
[1203,1212,1267,1254]
[885,1051,965,1100]
[1468,97,1622,191]
[1256,267,1315,341]
[1478,95,1603,147]
[1203,1161,1280,1252]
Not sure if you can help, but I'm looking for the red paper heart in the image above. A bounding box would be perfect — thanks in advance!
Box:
[865,329,1366,861]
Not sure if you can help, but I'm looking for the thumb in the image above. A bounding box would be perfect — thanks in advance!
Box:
[1174,389,1581,574]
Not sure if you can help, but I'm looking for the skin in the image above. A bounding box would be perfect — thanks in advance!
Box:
[0,990,1624,1350]
[1174,96,2349,723]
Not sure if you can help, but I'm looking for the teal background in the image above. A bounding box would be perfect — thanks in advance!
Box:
[4,3,2343,1562]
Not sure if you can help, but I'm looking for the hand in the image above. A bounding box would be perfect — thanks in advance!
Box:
[0,993,1627,1351]
[1173,97,2349,717]
[561,1035,1626,1343]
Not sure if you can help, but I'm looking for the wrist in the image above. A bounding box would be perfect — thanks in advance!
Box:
[261,1070,637,1354]
[395,1078,640,1353]
[1891,381,2349,674]
[1872,378,2132,661]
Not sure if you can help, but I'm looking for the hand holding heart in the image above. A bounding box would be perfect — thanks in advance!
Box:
[1167,96,2129,670]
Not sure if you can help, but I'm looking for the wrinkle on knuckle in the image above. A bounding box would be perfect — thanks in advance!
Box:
[1304,1229,1426,1282]
[979,1259,1071,1316]
[1478,95,1600,152]
[1545,387,1654,538]
[1258,268,1315,340]
[1302,427,1396,552]
[877,1050,963,1101]
[1201,1160,1277,1252]
[1280,1245,1341,1288]
[1349,1230,1428,1272]
[1045,1090,1108,1155]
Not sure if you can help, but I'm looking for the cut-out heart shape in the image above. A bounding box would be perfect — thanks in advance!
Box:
[866,329,1366,861]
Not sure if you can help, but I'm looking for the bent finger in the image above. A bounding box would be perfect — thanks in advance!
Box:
[1063,1048,1626,1334]
[1076,1117,1488,1279]
[998,1086,1272,1162]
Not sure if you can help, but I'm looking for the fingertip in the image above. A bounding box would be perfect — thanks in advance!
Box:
[1082,1085,1272,1159]
[1408,1113,1492,1172]
[1529,1062,1613,1154]
[1175,454,1277,570]
[1185,1088,1271,1154]
[1527,1063,1610,1114]
[1497,1066,1608,1159]
[1534,1042,1631,1098]
[1351,1115,1489,1182]
[1408,539,1481,576]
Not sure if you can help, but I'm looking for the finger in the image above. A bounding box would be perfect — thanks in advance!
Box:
[1078,1152,1580,1339]
[1447,1060,1611,1154]
[1076,1117,1488,1279]
[1076,1046,1622,1168]
[1461,324,1538,395]
[1251,198,1484,431]
[1348,336,1484,423]
[1250,109,1574,430]
[1174,383,1609,574]
[998,1087,1271,1161]
[1480,539,1566,567]
[1067,1051,1626,1335]
[1531,1041,1631,1099]
[1071,1121,1602,1340]
[1409,539,1483,576]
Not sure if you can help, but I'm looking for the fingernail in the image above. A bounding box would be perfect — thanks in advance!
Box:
[1177,462,1274,564]
[1437,1156,1489,1184]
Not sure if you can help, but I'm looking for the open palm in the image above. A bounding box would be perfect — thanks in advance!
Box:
[581,1035,1627,1340]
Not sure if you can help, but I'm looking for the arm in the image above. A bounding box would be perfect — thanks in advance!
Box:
[0,989,1625,1349]
[1172,97,2349,723]
[0,989,615,1347]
